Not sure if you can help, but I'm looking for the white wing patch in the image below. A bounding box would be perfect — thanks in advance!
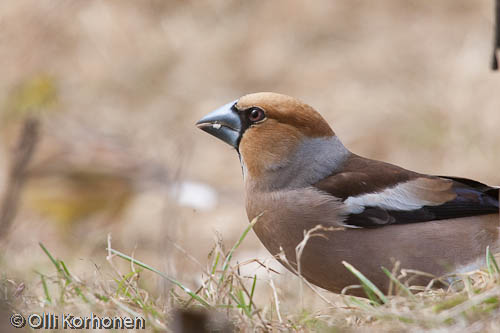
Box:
[343,179,452,214]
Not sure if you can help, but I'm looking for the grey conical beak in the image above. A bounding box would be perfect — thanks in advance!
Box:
[196,100,242,148]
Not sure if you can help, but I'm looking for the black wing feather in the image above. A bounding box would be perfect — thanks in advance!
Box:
[345,176,499,228]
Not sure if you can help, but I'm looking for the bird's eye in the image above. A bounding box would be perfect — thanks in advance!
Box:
[248,108,266,122]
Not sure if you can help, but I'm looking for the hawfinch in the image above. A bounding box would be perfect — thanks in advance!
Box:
[196,92,499,294]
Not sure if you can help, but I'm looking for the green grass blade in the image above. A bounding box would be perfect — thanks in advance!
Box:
[108,247,211,308]
[347,296,375,311]
[39,242,63,274]
[343,261,387,304]
[361,284,380,304]
[230,291,252,317]
[381,266,415,300]
[115,270,139,296]
[39,273,52,304]
[74,286,89,303]
[211,252,220,275]
[59,260,89,303]
[59,260,72,283]
[249,274,257,310]
[220,214,261,278]
[486,246,500,278]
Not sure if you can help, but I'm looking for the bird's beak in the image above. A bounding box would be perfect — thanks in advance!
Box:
[196,100,242,148]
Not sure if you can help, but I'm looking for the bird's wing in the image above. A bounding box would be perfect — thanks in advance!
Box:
[313,155,499,227]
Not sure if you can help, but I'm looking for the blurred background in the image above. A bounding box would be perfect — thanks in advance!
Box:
[1,0,499,315]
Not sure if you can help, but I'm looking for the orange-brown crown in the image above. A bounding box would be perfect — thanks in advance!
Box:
[237,92,334,138]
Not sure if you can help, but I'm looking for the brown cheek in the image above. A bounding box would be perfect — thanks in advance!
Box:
[239,120,303,178]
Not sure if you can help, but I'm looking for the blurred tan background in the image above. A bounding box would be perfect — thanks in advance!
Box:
[1,0,499,311]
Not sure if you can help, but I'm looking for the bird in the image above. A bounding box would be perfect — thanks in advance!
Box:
[196,92,499,295]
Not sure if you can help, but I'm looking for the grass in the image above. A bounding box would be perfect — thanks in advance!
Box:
[3,220,500,332]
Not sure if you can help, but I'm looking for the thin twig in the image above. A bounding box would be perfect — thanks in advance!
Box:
[492,0,500,70]
[0,118,39,239]
[294,225,344,307]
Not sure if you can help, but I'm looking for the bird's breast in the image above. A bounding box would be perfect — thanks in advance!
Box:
[245,186,345,261]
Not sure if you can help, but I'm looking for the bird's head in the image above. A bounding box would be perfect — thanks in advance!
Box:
[196,93,347,189]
